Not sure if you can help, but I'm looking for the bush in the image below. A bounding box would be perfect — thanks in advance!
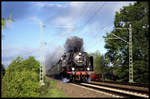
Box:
[1,56,41,98]
[2,56,67,98]
[2,70,41,97]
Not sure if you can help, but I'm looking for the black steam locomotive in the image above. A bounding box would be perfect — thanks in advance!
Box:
[46,36,94,82]
[57,50,94,82]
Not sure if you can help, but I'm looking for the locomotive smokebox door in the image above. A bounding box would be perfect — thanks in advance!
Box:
[73,52,87,66]
[90,56,93,71]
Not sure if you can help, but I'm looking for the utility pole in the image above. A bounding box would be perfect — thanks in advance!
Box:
[106,24,134,83]
[128,24,133,83]
[31,18,45,86]
[40,21,45,86]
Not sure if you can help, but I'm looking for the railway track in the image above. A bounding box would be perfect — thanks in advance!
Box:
[73,82,149,98]
[46,76,149,98]
[93,80,149,87]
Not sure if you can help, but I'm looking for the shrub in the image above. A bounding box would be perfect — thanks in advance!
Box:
[2,56,41,98]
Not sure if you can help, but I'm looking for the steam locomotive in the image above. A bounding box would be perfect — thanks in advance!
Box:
[57,50,94,82]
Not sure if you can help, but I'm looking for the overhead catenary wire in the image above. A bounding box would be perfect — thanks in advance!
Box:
[77,3,97,29]
[77,3,105,34]
[73,3,92,27]
[44,2,120,53]
[77,3,112,53]
[81,8,115,52]
[44,2,105,43]
[43,3,91,43]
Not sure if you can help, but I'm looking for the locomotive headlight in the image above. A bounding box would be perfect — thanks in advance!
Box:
[79,52,82,55]
[61,57,63,60]
[72,67,75,71]
[87,67,90,71]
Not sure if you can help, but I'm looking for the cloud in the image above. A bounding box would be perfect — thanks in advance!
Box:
[29,16,41,24]
[40,2,106,35]
[2,44,64,69]
[2,2,134,35]
[2,46,40,68]
[2,2,135,25]
[52,17,76,35]
[32,2,69,8]
[69,2,135,23]
[46,2,134,35]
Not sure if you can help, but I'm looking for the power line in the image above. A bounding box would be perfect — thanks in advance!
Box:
[77,3,105,34]
[71,3,98,34]
[87,2,125,39]
[76,3,94,28]
[75,3,100,34]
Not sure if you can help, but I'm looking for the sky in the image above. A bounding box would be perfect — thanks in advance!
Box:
[2,1,135,68]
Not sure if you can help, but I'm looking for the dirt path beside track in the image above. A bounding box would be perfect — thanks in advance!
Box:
[47,77,114,98]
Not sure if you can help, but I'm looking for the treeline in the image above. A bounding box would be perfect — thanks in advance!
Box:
[91,49,148,84]
[93,2,149,84]
[89,51,118,81]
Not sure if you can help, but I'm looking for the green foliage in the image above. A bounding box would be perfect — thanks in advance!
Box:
[103,66,114,80]
[20,56,40,73]
[90,50,108,80]
[2,56,41,97]
[1,18,5,29]
[2,56,66,97]
[40,79,67,98]
[104,2,149,83]
[2,70,41,97]
[90,51,102,74]
[2,14,13,29]
[2,14,14,40]
[1,64,6,79]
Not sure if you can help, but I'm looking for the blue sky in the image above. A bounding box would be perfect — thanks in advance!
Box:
[2,1,135,68]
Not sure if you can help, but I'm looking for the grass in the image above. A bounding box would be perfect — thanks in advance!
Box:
[40,79,67,98]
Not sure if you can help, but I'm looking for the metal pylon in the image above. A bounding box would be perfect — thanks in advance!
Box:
[129,24,134,83]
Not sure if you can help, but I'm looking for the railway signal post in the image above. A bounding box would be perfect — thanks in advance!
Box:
[106,24,134,83]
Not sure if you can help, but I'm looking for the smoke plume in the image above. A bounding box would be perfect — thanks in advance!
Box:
[45,36,84,73]
[64,36,84,52]
[44,46,64,73]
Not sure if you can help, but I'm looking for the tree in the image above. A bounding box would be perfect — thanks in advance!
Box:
[2,56,42,97]
[2,14,13,29]
[2,18,5,29]
[104,2,149,83]
[90,51,107,80]
[2,14,13,39]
